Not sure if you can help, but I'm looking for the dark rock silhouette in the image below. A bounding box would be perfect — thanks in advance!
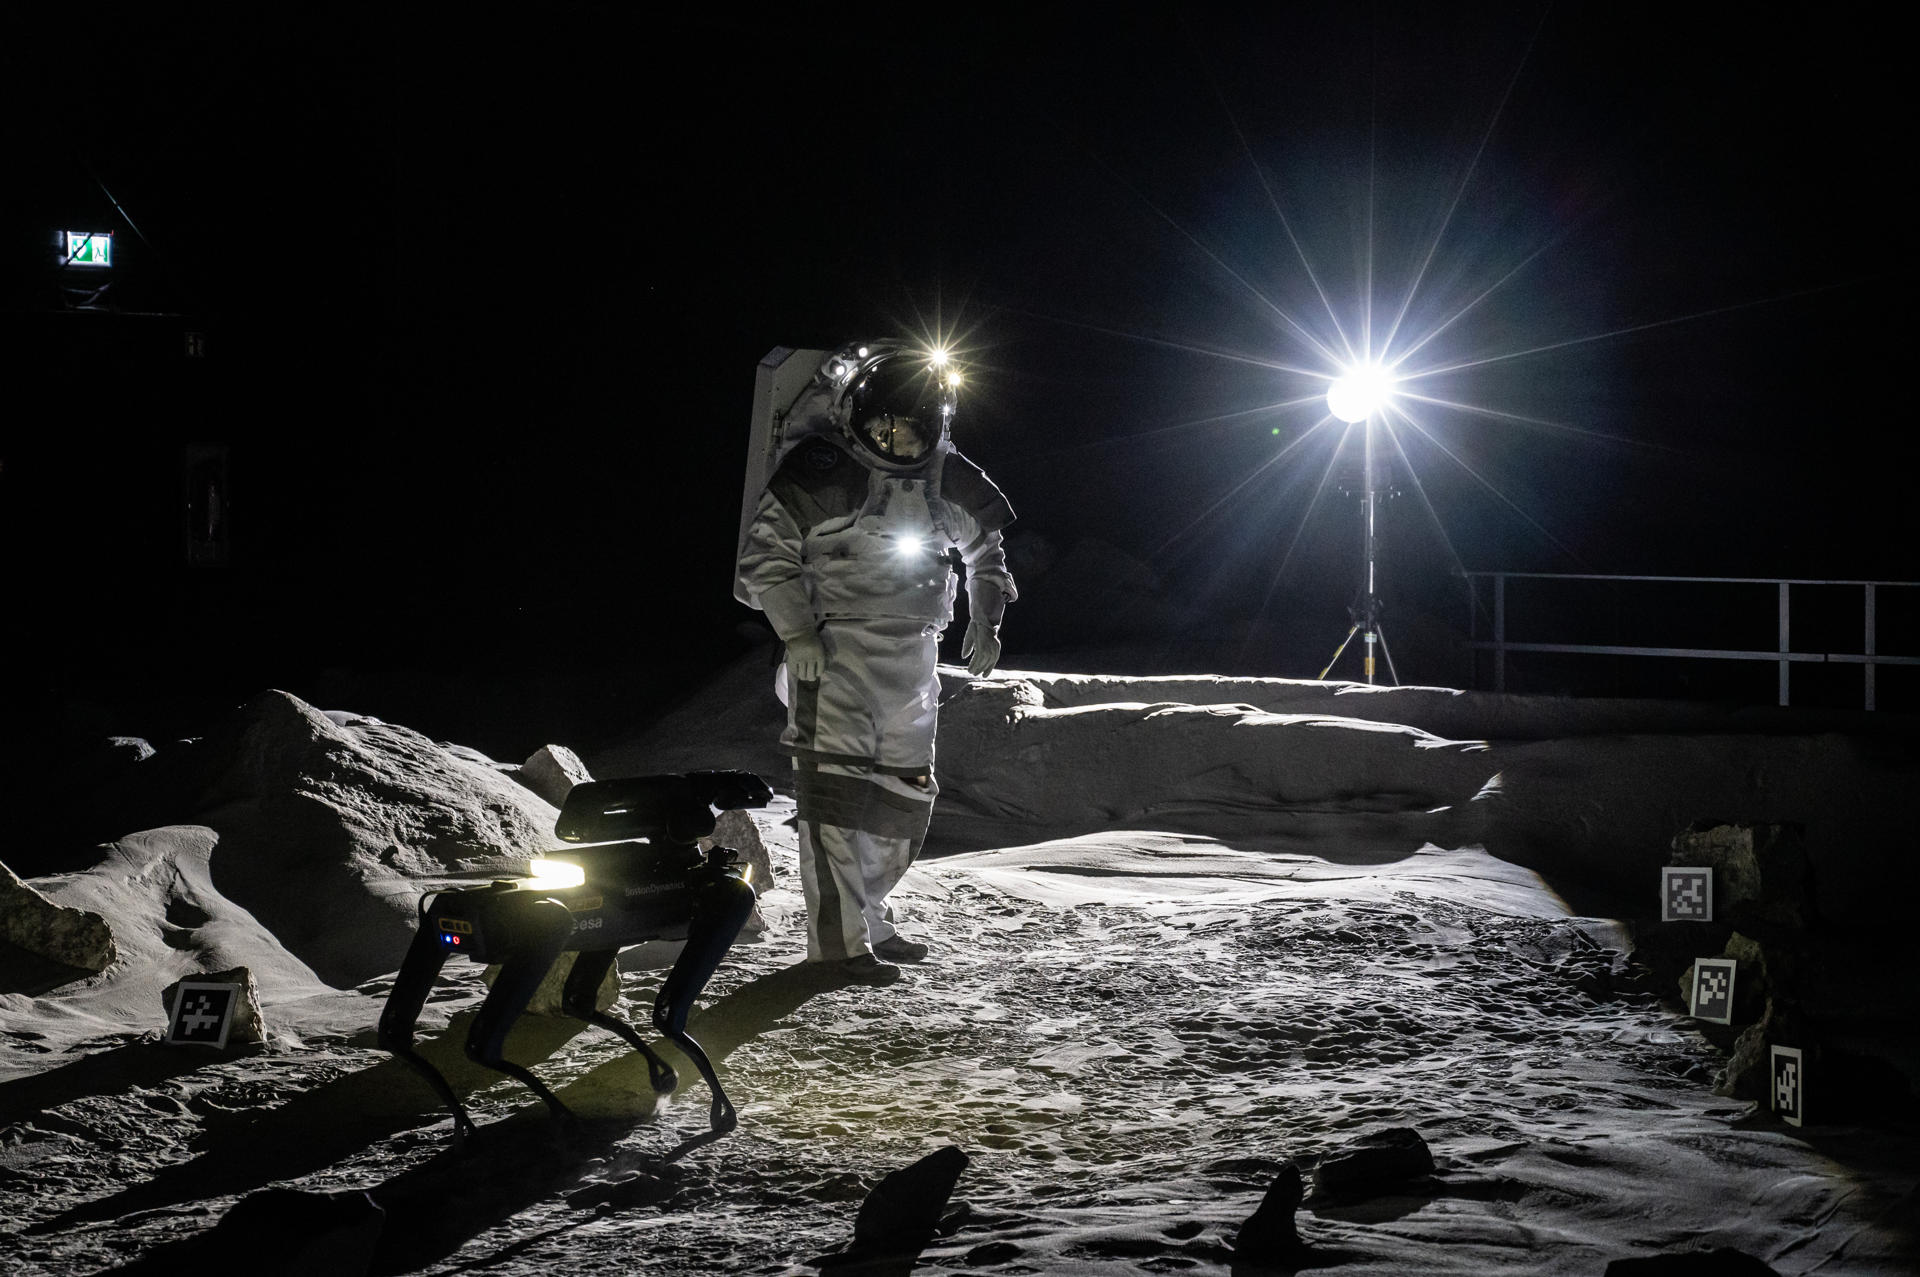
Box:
[1232,1160,1310,1266]
[815,1144,970,1273]
[1311,1126,1434,1197]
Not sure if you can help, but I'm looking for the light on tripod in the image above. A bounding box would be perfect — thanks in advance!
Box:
[1318,360,1401,686]
[1327,362,1396,423]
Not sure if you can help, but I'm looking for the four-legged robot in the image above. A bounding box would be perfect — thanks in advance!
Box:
[377,769,771,1144]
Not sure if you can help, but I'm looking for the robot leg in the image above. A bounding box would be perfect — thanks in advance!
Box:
[561,947,679,1094]
[464,896,576,1120]
[377,911,477,1143]
[651,869,756,1132]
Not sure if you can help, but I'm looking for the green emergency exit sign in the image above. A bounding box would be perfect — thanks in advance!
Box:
[64,231,112,267]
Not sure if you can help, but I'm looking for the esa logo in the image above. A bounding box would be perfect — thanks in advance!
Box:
[572,915,604,933]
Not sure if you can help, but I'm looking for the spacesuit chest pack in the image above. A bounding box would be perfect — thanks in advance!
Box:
[766,436,1011,625]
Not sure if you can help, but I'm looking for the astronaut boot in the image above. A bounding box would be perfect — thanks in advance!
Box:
[873,935,930,963]
[839,953,902,986]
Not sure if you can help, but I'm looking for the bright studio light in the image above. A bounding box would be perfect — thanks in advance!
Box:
[1327,362,1397,423]
[893,535,925,557]
[524,857,585,890]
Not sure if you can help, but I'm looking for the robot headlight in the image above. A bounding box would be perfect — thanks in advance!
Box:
[523,856,586,890]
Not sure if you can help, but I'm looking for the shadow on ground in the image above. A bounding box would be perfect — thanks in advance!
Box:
[22,1010,586,1235]
[20,954,854,1272]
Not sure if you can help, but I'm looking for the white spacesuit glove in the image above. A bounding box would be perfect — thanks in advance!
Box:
[963,578,1008,676]
[961,620,1001,676]
[784,630,827,683]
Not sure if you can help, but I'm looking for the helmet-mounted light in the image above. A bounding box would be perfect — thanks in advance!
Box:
[826,339,964,466]
[822,342,961,391]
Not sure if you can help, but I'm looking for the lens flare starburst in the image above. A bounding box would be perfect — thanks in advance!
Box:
[986,11,1775,669]
[1326,362,1397,424]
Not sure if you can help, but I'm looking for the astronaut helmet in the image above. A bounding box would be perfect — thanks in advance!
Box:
[831,342,959,470]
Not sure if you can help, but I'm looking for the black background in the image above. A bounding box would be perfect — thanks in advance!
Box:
[2,5,1910,756]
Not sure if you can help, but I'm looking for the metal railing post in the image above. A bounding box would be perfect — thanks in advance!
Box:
[1865,583,1878,712]
[1466,574,1477,685]
[1777,582,1791,707]
[1494,574,1507,693]
[1455,573,1913,709]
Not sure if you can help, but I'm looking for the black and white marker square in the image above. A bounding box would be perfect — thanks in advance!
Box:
[1662,867,1713,922]
[166,982,239,1049]
[1772,1045,1805,1128]
[1689,957,1737,1024]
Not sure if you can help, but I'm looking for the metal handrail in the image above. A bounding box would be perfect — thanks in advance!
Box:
[1461,572,1919,710]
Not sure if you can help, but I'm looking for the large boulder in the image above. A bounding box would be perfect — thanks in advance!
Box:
[945,668,1865,743]
[933,673,1918,927]
[27,826,336,1039]
[0,859,116,993]
[518,744,594,808]
[1472,733,1916,926]
[185,691,562,988]
[1702,928,1918,1110]
[1630,819,1920,1111]
[934,677,1494,845]
[1669,821,1813,932]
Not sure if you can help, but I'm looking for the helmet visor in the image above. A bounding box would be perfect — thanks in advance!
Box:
[859,411,934,461]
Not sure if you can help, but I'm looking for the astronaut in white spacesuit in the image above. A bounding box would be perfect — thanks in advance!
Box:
[738,342,1015,985]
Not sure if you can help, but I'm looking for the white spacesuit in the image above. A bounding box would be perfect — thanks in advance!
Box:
[738,342,1015,983]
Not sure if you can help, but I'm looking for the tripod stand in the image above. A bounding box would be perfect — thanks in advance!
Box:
[1318,414,1400,685]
